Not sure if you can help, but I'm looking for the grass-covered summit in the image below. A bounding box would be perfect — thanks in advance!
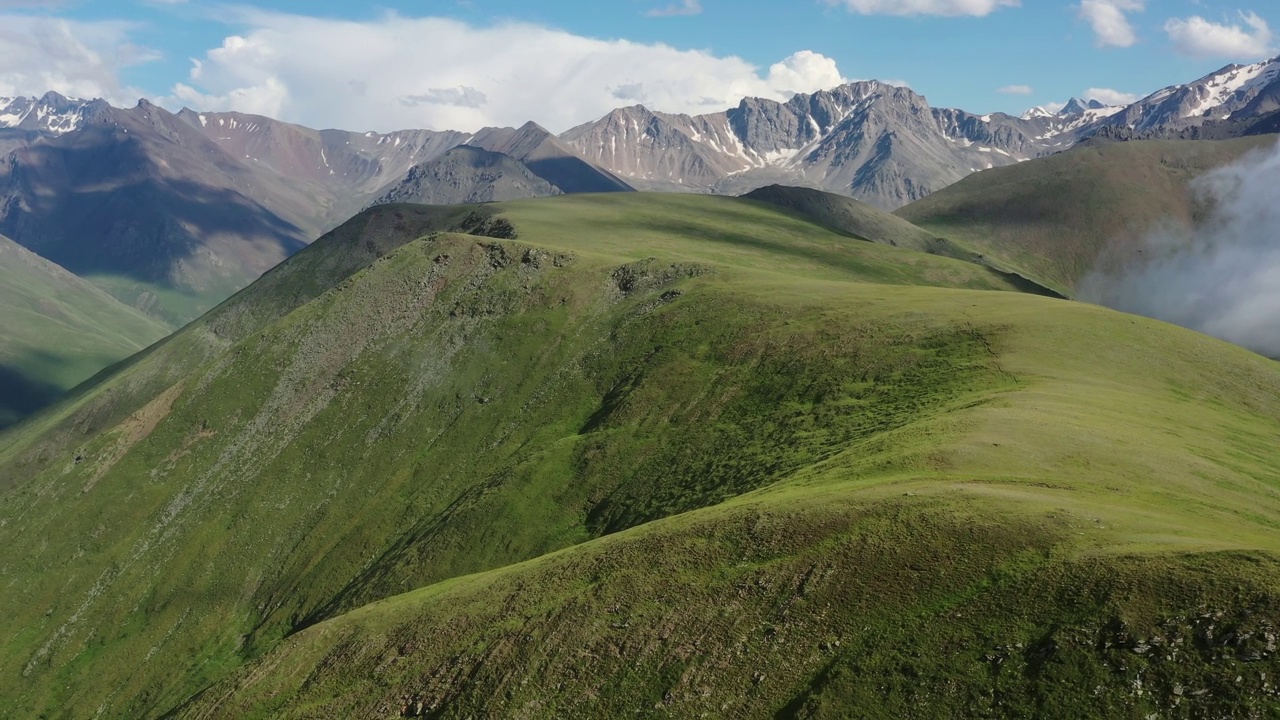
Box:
[3,193,1280,718]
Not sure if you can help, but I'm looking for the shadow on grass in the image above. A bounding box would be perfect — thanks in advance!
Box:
[0,364,64,430]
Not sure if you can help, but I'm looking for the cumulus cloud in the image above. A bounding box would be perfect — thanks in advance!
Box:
[998,84,1034,94]
[764,50,846,97]
[165,11,849,133]
[828,0,1018,16]
[0,14,152,102]
[1164,11,1274,59]
[1079,140,1280,358]
[1078,0,1144,48]
[1083,87,1139,105]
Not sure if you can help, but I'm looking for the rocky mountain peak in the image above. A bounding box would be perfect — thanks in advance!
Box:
[0,92,105,135]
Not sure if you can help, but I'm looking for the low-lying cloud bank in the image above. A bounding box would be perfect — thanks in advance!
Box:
[1079,139,1280,358]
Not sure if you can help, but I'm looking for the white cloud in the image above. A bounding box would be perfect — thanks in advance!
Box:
[765,50,846,97]
[164,12,850,133]
[1078,0,1144,48]
[1082,87,1139,105]
[1164,11,1275,59]
[828,0,1017,16]
[647,0,702,17]
[0,15,153,102]
[998,84,1034,94]
[1080,140,1280,357]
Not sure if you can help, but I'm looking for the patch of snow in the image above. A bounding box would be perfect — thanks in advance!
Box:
[1182,59,1280,119]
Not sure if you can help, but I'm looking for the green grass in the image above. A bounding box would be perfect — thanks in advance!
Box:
[497,193,1025,291]
[84,274,243,329]
[896,137,1278,295]
[743,184,958,254]
[0,236,170,428]
[3,194,1280,718]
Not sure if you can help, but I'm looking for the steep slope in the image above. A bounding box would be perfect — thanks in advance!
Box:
[1099,56,1280,135]
[896,136,1279,295]
[370,146,562,205]
[174,108,470,223]
[0,91,108,135]
[4,194,1280,718]
[466,121,634,194]
[557,60,1280,209]
[0,100,319,324]
[0,234,169,428]
[0,194,1032,718]
[0,102,625,329]
[561,82,1049,209]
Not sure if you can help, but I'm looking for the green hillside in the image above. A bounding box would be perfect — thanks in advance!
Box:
[896,136,1278,295]
[3,195,1280,718]
[744,183,954,254]
[0,235,170,428]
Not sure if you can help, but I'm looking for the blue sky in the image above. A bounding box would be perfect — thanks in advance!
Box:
[1,0,1276,131]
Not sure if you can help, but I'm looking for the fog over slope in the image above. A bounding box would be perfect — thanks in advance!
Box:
[1080,139,1280,358]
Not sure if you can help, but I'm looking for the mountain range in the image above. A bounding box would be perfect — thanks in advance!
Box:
[0,58,1273,306]
[0,56,1277,425]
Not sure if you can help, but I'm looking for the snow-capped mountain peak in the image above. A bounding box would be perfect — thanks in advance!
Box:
[1182,57,1280,119]
[0,92,102,135]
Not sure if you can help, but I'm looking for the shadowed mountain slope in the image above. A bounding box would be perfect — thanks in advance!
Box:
[0,101,317,324]
[467,121,634,194]
[0,234,169,428]
[370,146,562,206]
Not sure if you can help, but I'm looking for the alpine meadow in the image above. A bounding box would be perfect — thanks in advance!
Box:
[3,3,1280,719]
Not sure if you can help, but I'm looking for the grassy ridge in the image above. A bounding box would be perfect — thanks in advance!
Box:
[0,235,170,428]
[182,266,1280,718]
[743,184,956,254]
[0,196,1029,717]
[896,137,1278,295]
[3,194,1280,717]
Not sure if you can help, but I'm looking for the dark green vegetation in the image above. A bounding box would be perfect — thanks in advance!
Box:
[897,136,1279,295]
[3,191,1280,718]
[0,234,169,429]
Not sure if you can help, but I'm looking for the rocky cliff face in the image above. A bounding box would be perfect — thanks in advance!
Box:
[563,82,1051,209]
[561,57,1280,209]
